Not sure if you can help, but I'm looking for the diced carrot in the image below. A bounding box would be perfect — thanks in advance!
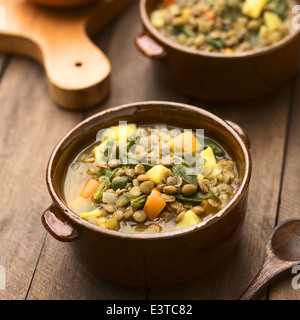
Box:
[80,178,100,199]
[202,199,219,216]
[163,0,173,6]
[143,188,166,220]
[173,131,202,153]
[221,48,235,54]
[204,11,215,21]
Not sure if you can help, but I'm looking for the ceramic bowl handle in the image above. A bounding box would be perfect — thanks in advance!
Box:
[42,204,80,242]
[226,120,250,149]
[135,31,166,58]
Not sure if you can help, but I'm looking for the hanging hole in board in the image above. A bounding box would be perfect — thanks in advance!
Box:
[74,61,83,68]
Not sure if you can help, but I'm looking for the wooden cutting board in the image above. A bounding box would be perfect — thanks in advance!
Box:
[0,0,134,110]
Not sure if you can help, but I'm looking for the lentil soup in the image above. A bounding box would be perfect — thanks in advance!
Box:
[150,0,298,53]
[64,123,240,233]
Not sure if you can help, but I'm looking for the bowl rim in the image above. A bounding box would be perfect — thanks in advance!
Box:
[46,101,252,240]
[139,0,300,59]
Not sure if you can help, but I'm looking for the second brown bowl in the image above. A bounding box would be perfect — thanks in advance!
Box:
[135,0,300,101]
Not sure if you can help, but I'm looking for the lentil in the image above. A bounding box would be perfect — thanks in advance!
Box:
[163,185,177,194]
[140,181,155,194]
[182,184,197,196]
[133,210,147,222]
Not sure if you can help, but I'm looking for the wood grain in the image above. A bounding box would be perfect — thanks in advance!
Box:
[26,238,148,300]
[86,0,188,116]
[0,54,8,79]
[268,74,300,300]
[276,74,300,222]
[0,57,82,299]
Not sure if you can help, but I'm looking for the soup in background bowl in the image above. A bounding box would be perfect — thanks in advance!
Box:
[135,0,300,101]
[150,0,298,53]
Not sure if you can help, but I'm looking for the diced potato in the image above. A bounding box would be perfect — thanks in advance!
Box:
[197,173,204,183]
[242,0,267,19]
[169,4,180,16]
[146,164,172,185]
[79,208,101,219]
[98,218,107,228]
[207,168,221,179]
[200,147,217,169]
[94,139,116,163]
[176,210,202,229]
[101,123,137,142]
[70,197,95,213]
[94,140,108,163]
[263,12,283,31]
[150,10,166,28]
[173,131,202,153]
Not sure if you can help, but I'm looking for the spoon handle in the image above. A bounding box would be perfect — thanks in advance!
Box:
[239,254,292,300]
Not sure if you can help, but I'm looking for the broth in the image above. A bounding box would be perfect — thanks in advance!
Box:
[64,123,239,233]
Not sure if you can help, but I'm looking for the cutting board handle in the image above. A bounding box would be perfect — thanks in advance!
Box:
[0,0,134,110]
[40,26,111,110]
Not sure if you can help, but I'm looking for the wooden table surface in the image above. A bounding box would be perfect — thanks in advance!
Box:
[1,0,300,300]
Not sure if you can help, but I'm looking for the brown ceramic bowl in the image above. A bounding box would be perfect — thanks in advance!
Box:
[135,0,300,101]
[42,101,252,287]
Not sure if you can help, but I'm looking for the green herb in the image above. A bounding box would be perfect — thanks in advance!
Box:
[119,138,143,165]
[170,164,198,186]
[248,32,259,46]
[93,178,110,202]
[206,38,225,49]
[181,152,204,169]
[172,25,184,35]
[182,26,197,38]
[111,176,131,191]
[172,26,197,38]
[269,0,287,19]
[223,23,233,31]
[127,140,136,152]
[222,2,241,22]
[204,139,225,157]
[99,168,118,180]
[93,168,118,201]
[141,162,156,169]
[176,193,220,203]
[101,138,116,162]
[120,155,138,165]
[125,193,147,210]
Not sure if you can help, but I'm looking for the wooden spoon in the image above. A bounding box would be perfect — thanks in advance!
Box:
[239,218,300,300]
